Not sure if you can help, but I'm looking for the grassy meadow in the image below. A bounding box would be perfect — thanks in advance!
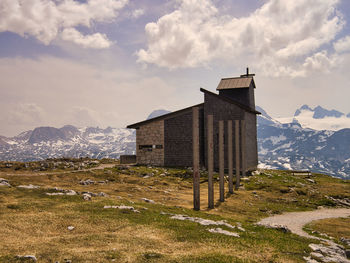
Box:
[0,160,349,262]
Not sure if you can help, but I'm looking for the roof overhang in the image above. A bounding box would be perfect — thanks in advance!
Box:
[127,103,204,129]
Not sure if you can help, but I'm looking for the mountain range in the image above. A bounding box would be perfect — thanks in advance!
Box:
[276,105,350,131]
[0,105,349,179]
[257,106,350,179]
[0,125,135,162]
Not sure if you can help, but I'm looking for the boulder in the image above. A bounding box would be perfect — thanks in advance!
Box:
[0,178,11,187]
[79,179,95,185]
[264,223,291,233]
[17,184,40,189]
[16,255,37,261]
[141,198,155,204]
[208,228,240,237]
[82,193,92,201]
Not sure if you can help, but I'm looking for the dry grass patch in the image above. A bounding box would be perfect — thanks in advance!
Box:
[306,217,350,240]
[1,165,348,262]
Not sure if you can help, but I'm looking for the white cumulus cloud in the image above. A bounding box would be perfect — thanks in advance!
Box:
[137,0,345,77]
[334,36,350,53]
[0,0,128,48]
[61,28,112,49]
[131,8,145,19]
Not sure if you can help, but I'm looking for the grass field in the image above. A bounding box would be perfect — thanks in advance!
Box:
[0,160,349,262]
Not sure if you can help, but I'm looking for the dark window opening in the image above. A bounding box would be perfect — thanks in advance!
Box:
[139,144,163,150]
[139,145,152,149]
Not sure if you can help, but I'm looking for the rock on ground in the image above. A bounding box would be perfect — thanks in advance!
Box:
[141,198,155,203]
[104,205,140,213]
[16,255,37,261]
[18,184,40,189]
[170,214,237,229]
[0,178,11,187]
[82,193,92,201]
[306,242,350,263]
[257,223,290,233]
[208,228,240,237]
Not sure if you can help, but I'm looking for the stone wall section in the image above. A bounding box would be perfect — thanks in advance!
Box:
[136,120,164,166]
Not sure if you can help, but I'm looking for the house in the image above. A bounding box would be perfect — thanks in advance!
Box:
[127,69,260,171]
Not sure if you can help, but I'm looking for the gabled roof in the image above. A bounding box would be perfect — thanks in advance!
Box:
[200,88,261,114]
[216,76,254,90]
[127,103,204,129]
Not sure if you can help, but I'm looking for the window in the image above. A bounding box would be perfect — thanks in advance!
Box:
[139,144,163,150]
[139,145,152,149]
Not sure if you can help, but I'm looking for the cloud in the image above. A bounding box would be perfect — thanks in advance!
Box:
[131,8,145,19]
[67,106,101,127]
[302,51,337,73]
[334,36,350,53]
[61,28,112,49]
[0,56,179,136]
[137,0,344,77]
[5,103,45,125]
[0,0,128,48]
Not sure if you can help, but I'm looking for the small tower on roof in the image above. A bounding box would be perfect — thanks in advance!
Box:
[216,67,256,110]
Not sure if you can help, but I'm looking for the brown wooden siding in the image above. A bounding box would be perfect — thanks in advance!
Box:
[204,92,244,169]
[244,111,258,170]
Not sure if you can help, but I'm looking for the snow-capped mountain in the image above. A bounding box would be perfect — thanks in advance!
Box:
[1,108,349,179]
[276,105,350,131]
[0,125,135,162]
[257,108,350,179]
[147,109,171,120]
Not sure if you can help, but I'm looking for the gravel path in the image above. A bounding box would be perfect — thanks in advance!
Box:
[258,208,350,239]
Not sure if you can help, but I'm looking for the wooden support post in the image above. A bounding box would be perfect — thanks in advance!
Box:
[241,119,247,182]
[207,115,214,209]
[228,120,233,194]
[219,120,224,202]
[235,120,240,190]
[192,107,200,211]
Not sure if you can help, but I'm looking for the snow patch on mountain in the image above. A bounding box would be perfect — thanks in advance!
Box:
[258,106,350,179]
[276,105,350,131]
[0,126,135,162]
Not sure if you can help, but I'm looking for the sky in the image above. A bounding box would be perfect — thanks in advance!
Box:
[1,0,350,136]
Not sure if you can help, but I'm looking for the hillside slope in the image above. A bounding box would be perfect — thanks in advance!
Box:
[0,163,349,262]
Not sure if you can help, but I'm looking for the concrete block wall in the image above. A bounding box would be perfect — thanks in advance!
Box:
[164,111,194,167]
[136,120,164,166]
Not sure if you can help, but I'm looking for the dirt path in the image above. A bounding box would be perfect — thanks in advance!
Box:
[258,208,350,239]
[2,163,116,177]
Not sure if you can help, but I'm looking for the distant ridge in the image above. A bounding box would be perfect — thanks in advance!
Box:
[147,109,171,120]
[294,105,344,119]
[0,125,135,162]
[277,104,350,131]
